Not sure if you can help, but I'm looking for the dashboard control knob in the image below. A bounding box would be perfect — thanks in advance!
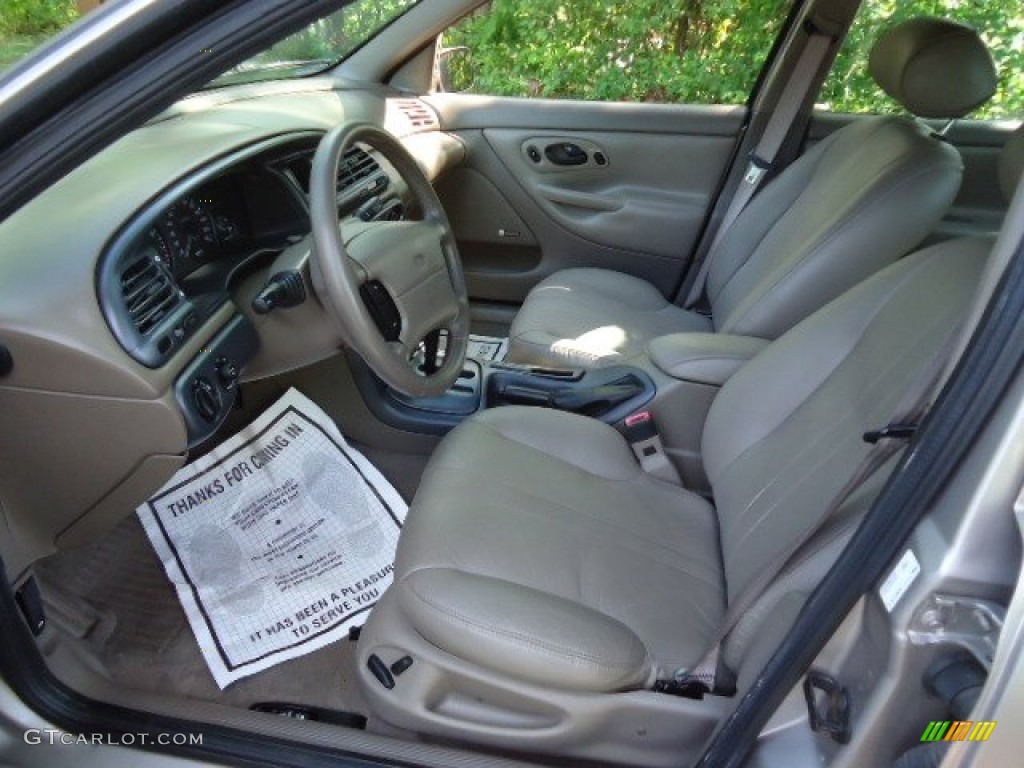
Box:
[192,376,221,422]
[216,358,239,390]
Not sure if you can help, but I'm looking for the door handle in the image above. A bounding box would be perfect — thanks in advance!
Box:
[544,142,588,166]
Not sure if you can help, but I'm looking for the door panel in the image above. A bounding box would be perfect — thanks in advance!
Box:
[808,112,1016,241]
[485,128,728,261]
[428,95,744,304]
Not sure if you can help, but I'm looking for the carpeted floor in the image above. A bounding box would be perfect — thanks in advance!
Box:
[34,514,369,716]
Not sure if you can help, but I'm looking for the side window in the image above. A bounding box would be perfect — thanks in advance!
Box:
[436,0,792,105]
[819,0,1023,119]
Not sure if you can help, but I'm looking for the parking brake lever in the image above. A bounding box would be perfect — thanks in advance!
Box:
[497,379,644,415]
[549,381,644,413]
[496,384,553,406]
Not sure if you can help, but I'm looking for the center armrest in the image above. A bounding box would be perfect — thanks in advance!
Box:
[648,333,768,387]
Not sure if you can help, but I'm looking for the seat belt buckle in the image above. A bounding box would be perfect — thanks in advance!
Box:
[623,410,657,441]
[622,411,681,485]
[743,153,772,185]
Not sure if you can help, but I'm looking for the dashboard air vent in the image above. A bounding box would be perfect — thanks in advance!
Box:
[120,257,181,336]
[337,146,380,193]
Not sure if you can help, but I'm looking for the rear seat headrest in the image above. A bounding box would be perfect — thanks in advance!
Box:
[869,18,996,119]
[999,124,1024,203]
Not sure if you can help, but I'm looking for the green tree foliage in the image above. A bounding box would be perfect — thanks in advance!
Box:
[2,1,1021,119]
[445,0,791,104]
[244,0,415,66]
[446,0,1023,118]
[0,0,78,71]
[0,0,76,36]
[819,1,1023,119]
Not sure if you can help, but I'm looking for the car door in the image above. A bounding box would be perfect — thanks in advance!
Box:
[422,1,793,307]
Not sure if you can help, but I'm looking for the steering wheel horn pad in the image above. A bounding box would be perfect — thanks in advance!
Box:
[310,123,469,397]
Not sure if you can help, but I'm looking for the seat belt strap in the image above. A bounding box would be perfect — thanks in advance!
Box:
[684,24,835,309]
[659,321,965,698]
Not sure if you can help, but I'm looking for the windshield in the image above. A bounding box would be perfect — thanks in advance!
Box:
[0,1,418,82]
[208,0,420,88]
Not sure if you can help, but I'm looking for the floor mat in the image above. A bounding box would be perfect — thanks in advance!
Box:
[134,388,406,688]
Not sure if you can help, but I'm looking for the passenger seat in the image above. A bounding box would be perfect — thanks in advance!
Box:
[507,18,997,369]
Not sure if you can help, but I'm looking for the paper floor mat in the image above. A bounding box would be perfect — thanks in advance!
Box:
[136,388,406,688]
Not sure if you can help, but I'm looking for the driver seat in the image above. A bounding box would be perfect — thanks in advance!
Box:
[506,18,996,369]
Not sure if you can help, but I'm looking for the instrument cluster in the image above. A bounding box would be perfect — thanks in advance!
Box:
[146,190,244,280]
[99,134,316,370]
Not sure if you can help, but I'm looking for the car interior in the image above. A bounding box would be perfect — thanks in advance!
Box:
[507,17,994,370]
[1,0,1023,766]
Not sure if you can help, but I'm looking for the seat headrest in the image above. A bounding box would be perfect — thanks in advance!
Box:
[999,124,1024,203]
[868,18,996,119]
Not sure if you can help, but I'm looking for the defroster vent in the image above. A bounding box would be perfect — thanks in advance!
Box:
[391,98,439,131]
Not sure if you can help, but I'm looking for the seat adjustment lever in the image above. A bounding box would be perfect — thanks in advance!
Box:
[863,422,917,444]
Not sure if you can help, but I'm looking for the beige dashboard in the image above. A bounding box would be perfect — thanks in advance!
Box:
[0,79,463,577]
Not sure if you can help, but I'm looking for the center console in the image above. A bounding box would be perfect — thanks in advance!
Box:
[347,331,771,494]
[485,363,654,422]
[350,354,656,436]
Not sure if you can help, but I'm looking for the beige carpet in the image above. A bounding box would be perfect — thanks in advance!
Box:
[34,514,369,717]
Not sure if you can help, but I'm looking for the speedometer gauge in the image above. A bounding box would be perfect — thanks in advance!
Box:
[163,196,217,263]
[148,227,174,271]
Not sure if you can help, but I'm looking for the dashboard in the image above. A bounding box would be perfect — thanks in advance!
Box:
[0,83,463,571]
[99,134,319,370]
[97,127,420,446]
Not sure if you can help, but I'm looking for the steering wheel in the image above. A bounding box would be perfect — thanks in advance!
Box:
[310,123,469,398]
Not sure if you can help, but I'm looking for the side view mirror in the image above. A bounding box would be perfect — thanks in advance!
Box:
[435,46,474,93]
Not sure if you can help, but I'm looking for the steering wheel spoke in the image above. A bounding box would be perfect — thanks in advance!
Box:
[388,337,414,361]
[310,123,468,398]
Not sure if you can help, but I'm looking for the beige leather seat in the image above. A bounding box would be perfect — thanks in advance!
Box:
[507,18,996,369]
[360,239,993,764]
[356,131,1024,765]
